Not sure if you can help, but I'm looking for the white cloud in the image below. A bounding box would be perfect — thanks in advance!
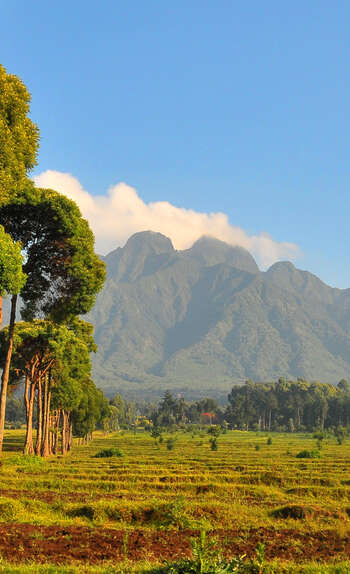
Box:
[34,170,299,268]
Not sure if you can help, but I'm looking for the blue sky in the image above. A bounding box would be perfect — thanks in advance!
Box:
[2,1,350,286]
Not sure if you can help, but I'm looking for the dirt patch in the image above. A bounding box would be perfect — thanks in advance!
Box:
[0,524,349,564]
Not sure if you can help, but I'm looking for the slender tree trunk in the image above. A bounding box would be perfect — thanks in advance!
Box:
[53,410,60,455]
[41,373,51,457]
[35,377,43,456]
[61,410,67,455]
[0,295,2,331]
[24,376,36,455]
[49,412,55,454]
[67,412,73,451]
[0,294,17,455]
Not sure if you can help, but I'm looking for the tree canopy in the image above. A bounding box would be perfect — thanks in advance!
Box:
[0,64,39,196]
[0,184,106,321]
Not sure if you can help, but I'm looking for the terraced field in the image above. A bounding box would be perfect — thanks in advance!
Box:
[1,429,350,572]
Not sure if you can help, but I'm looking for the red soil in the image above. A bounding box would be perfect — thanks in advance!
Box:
[0,524,349,564]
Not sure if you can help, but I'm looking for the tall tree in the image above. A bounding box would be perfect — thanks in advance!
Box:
[0,64,38,453]
[0,225,26,329]
[0,186,105,454]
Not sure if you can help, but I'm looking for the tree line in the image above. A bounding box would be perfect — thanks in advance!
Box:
[0,64,107,456]
[120,380,350,434]
[226,378,350,432]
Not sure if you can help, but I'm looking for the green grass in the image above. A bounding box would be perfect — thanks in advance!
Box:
[1,429,350,571]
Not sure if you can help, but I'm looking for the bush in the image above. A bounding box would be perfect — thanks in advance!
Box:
[209,437,218,451]
[271,505,311,520]
[207,426,221,438]
[67,504,96,520]
[166,438,176,450]
[153,498,191,529]
[296,449,321,459]
[93,448,124,458]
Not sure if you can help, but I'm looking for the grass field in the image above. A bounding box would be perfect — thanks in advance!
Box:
[0,429,350,573]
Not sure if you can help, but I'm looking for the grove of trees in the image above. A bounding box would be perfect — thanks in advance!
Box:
[226,378,350,432]
[0,64,108,456]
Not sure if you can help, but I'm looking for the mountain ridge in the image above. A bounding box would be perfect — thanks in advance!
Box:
[85,231,350,401]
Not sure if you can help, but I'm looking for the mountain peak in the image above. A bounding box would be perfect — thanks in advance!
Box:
[124,231,174,254]
[104,231,174,281]
[267,261,296,273]
[185,235,259,274]
[265,260,335,304]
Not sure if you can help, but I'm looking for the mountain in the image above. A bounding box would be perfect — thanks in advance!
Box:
[84,232,350,401]
[4,231,350,401]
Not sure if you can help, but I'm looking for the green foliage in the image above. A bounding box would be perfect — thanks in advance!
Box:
[0,225,26,297]
[148,497,191,529]
[334,426,347,445]
[0,64,39,196]
[0,185,106,321]
[207,426,221,438]
[0,497,22,521]
[296,450,321,459]
[93,448,124,458]
[151,426,163,439]
[227,379,345,433]
[166,437,176,450]
[109,393,136,428]
[159,530,251,573]
[7,454,47,468]
[209,437,218,451]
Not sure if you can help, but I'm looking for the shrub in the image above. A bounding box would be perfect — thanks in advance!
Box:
[271,505,311,519]
[267,437,272,445]
[67,504,96,520]
[166,437,176,450]
[296,449,321,459]
[207,426,221,438]
[209,437,218,451]
[151,426,162,439]
[93,448,124,458]
[145,497,191,529]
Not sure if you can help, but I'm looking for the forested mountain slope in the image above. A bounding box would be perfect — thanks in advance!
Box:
[82,231,350,400]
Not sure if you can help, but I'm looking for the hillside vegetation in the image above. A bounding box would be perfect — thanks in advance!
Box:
[86,231,350,399]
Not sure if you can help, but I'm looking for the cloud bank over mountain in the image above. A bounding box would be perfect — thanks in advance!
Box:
[34,170,299,268]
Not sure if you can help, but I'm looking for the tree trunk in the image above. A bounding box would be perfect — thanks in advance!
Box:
[0,294,17,455]
[35,377,43,456]
[53,410,60,455]
[61,410,67,455]
[67,412,73,451]
[24,376,36,455]
[41,373,51,457]
[0,295,2,331]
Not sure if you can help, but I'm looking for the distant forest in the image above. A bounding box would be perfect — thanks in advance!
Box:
[7,378,350,435]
